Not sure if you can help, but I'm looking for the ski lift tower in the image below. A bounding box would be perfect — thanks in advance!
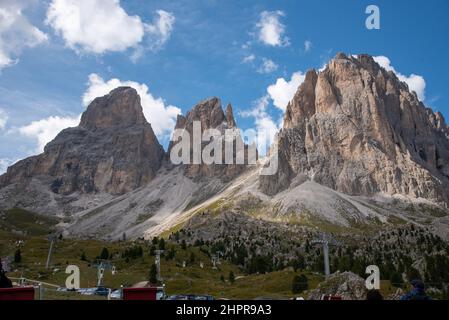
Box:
[211,251,223,270]
[97,262,105,287]
[216,251,223,264]
[154,250,164,282]
[211,255,218,269]
[95,261,113,286]
[311,234,339,278]
[45,234,58,269]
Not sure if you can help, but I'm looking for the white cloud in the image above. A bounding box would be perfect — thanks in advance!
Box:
[16,73,180,155]
[240,95,280,154]
[304,40,312,52]
[256,10,289,47]
[318,64,327,72]
[257,58,278,74]
[83,73,181,139]
[267,71,306,111]
[18,115,81,153]
[0,109,8,129]
[0,1,48,69]
[131,9,175,62]
[241,41,252,50]
[242,54,255,63]
[238,70,307,151]
[145,10,175,51]
[46,0,174,56]
[0,158,17,174]
[240,71,307,153]
[46,0,144,54]
[373,56,426,101]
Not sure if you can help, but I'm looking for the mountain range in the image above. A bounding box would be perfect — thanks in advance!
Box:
[1,53,448,242]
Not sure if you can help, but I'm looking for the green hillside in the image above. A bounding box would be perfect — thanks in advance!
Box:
[0,208,408,300]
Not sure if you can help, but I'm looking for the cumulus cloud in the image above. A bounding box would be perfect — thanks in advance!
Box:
[256,10,289,47]
[257,58,278,74]
[145,10,175,51]
[0,158,17,174]
[18,115,81,153]
[46,0,144,54]
[0,0,48,69]
[240,95,280,154]
[373,56,426,101]
[239,70,307,152]
[304,40,312,52]
[16,73,180,155]
[46,0,174,56]
[131,9,175,62]
[240,71,307,153]
[0,109,8,129]
[83,74,181,139]
[242,54,255,63]
[267,71,306,111]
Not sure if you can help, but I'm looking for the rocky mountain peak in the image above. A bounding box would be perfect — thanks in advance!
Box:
[171,97,238,139]
[80,86,147,130]
[226,103,236,127]
[0,87,164,196]
[283,69,318,129]
[169,97,249,182]
[182,97,226,130]
[262,53,449,205]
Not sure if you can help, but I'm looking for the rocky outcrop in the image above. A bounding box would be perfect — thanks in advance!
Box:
[260,53,449,205]
[226,103,236,127]
[307,272,368,300]
[0,87,164,195]
[169,98,251,182]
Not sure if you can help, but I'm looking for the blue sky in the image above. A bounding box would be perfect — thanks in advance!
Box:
[0,0,448,172]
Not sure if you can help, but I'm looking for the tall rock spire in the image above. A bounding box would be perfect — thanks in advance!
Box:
[226,103,236,127]
[168,97,251,182]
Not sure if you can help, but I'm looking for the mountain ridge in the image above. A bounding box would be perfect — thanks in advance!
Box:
[0,53,448,241]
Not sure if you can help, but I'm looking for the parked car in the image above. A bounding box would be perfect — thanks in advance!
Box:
[78,287,109,296]
[94,287,110,296]
[156,289,166,300]
[167,294,214,300]
[78,288,96,296]
[109,289,122,300]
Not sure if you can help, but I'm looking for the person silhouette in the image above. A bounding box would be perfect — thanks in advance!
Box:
[400,279,431,300]
[0,258,13,288]
[366,289,383,300]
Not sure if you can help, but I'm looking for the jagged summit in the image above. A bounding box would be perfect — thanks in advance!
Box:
[80,86,147,130]
[0,87,164,196]
[262,53,449,205]
[178,97,237,130]
[226,103,236,127]
[169,97,247,181]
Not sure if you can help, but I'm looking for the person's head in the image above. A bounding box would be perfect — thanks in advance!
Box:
[366,289,383,300]
[411,279,425,291]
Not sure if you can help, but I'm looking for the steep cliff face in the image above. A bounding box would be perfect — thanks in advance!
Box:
[168,97,251,182]
[0,87,164,195]
[260,53,449,205]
